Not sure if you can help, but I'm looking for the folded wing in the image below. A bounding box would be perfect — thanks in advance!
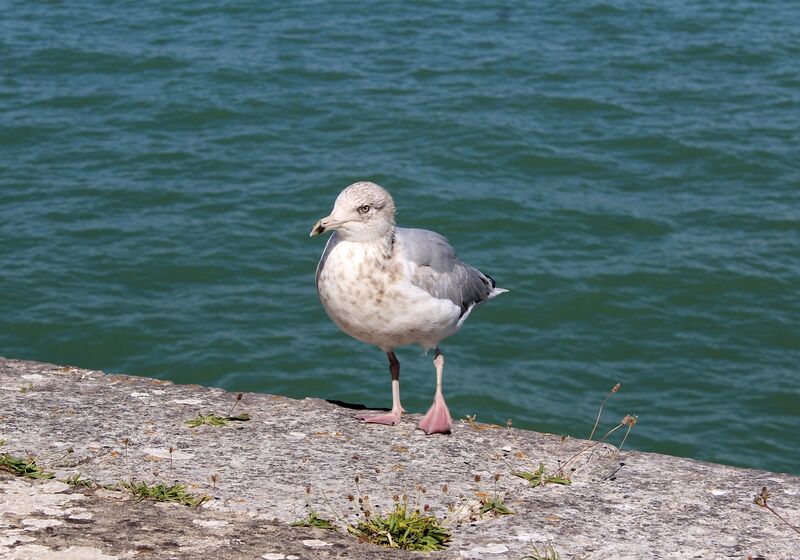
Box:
[394,228,502,316]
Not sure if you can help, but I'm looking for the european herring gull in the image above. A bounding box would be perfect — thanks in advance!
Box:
[310,181,507,434]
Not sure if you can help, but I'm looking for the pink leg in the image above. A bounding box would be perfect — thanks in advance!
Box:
[418,347,452,435]
[356,351,404,426]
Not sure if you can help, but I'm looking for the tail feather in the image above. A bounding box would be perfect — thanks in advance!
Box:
[483,272,507,299]
[489,287,508,298]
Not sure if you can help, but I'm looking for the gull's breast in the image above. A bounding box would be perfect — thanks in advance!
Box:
[316,240,461,349]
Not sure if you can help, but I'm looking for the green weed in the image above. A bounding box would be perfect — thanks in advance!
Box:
[185,413,228,428]
[522,544,561,560]
[348,500,450,551]
[513,463,571,488]
[184,393,250,427]
[0,453,55,479]
[479,495,514,516]
[184,412,251,428]
[121,480,208,507]
[62,473,94,488]
[291,510,335,530]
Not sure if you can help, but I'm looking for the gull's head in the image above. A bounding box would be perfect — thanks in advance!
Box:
[310,181,396,242]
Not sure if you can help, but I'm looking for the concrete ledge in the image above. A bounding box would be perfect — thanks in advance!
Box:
[1,357,799,559]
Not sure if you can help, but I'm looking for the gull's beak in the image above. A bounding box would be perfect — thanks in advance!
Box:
[309,216,346,237]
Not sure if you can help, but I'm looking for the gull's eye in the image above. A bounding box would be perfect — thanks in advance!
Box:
[358,204,371,215]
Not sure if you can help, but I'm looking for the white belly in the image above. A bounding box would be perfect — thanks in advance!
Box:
[316,240,461,350]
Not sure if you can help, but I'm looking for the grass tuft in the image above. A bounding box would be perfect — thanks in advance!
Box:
[513,463,571,488]
[121,480,208,507]
[184,412,250,428]
[184,394,251,428]
[184,414,228,428]
[348,500,450,551]
[62,473,94,488]
[0,453,55,479]
[522,544,561,560]
[291,510,336,530]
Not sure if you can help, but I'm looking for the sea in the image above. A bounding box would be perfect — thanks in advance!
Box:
[1,1,798,474]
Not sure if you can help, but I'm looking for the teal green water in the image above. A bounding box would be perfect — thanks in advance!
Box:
[1,2,799,474]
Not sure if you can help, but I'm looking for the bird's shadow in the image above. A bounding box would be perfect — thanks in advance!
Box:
[325,399,388,412]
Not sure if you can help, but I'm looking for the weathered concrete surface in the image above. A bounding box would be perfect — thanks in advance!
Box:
[1,357,799,559]
[0,476,413,559]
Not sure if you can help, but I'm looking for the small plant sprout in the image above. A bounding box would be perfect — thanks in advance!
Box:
[348,499,451,551]
[589,382,621,440]
[184,395,250,428]
[754,486,800,536]
[522,543,562,560]
[473,471,514,516]
[479,495,514,516]
[63,473,94,488]
[184,414,228,428]
[121,480,208,507]
[0,453,55,479]
[291,510,336,530]
[513,463,571,488]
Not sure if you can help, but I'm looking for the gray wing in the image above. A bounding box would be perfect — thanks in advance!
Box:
[394,227,497,315]
[315,232,341,290]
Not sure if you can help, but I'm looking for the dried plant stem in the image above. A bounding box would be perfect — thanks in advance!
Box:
[755,487,800,536]
[618,422,634,451]
[226,393,243,418]
[589,383,620,441]
[318,486,348,526]
[555,422,624,477]
[763,503,800,535]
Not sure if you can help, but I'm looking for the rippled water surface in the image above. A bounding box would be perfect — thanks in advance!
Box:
[2,1,799,473]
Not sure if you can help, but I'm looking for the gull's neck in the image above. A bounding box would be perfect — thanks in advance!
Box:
[341,227,395,260]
